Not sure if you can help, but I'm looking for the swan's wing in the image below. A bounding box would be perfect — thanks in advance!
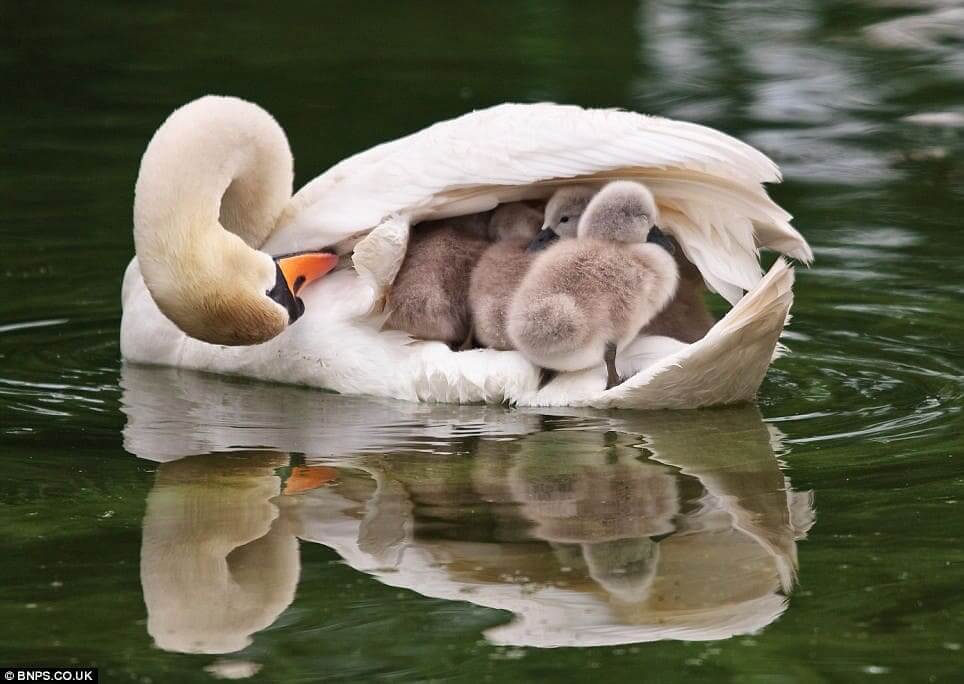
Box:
[267,103,811,304]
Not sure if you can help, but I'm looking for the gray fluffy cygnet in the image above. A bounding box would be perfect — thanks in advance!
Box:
[468,203,545,350]
[542,186,716,344]
[507,181,680,389]
[468,186,597,351]
[383,213,492,347]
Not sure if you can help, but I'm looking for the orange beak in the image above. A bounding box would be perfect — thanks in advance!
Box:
[275,251,339,297]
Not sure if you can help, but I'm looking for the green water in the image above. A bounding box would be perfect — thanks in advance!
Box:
[1,1,962,682]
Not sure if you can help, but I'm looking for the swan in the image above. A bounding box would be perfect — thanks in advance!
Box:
[121,95,811,408]
[507,182,680,388]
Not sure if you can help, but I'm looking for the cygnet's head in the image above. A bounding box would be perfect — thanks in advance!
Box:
[526,186,597,251]
[487,203,544,242]
[578,181,659,243]
[544,186,597,238]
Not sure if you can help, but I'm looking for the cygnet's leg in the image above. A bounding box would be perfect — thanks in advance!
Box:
[456,324,476,352]
[538,367,558,390]
[604,342,622,390]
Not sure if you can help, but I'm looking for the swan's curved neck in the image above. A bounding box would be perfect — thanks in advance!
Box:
[134,96,294,252]
[132,96,295,345]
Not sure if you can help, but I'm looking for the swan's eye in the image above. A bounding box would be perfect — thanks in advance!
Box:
[560,216,569,224]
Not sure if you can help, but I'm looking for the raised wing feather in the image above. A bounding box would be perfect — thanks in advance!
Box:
[265,103,811,304]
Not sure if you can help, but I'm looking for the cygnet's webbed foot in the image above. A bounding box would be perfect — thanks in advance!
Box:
[604,342,624,390]
[538,367,558,390]
[646,226,675,255]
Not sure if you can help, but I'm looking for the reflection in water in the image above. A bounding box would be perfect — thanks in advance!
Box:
[124,366,814,651]
[141,452,299,654]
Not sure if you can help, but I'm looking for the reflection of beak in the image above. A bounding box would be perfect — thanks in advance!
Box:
[646,226,675,255]
[267,250,339,325]
[527,227,560,252]
[283,465,339,495]
[276,251,339,296]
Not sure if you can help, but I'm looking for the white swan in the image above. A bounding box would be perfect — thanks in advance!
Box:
[121,95,811,408]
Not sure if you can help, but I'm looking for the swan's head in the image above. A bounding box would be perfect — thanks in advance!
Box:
[578,181,663,245]
[527,186,597,251]
[133,95,340,347]
[142,234,338,347]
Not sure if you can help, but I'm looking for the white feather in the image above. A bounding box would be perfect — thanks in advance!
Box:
[261,103,810,304]
[121,258,794,409]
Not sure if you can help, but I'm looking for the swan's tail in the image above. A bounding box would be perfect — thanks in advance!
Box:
[586,259,795,410]
[509,294,592,356]
[710,257,795,341]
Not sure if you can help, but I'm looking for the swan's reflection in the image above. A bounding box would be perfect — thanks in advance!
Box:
[124,365,814,651]
[140,451,299,654]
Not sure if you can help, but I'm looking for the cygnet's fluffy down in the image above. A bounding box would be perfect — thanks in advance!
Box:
[469,203,545,350]
[487,202,544,242]
[542,187,715,344]
[507,181,679,387]
[383,215,491,346]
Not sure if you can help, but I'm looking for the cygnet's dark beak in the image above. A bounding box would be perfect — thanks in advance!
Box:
[527,227,560,252]
[267,250,339,324]
[646,226,675,255]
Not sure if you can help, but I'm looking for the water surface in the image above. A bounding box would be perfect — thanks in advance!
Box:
[1,1,962,682]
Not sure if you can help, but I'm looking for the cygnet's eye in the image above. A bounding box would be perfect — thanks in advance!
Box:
[560,216,570,224]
